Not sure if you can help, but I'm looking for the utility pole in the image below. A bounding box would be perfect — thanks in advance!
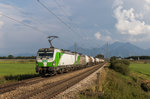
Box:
[74,42,77,64]
[105,42,109,61]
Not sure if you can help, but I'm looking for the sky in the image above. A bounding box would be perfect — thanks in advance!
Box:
[0,0,150,56]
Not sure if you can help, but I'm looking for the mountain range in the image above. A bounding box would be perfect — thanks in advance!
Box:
[12,42,150,57]
[68,42,150,58]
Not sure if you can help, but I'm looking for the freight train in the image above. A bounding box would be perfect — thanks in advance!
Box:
[35,47,104,76]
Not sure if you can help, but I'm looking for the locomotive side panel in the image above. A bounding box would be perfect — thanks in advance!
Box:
[59,53,80,66]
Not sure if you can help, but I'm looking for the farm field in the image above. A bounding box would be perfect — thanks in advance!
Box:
[0,63,36,76]
[130,63,150,77]
[0,59,35,64]
[0,59,38,84]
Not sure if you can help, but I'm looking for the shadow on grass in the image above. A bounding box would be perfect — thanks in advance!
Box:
[4,74,40,81]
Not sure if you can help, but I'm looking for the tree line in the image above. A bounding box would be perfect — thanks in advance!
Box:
[0,55,36,59]
[125,56,150,60]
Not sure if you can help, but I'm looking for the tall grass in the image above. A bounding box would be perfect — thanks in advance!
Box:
[80,69,150,99]
[101,70,150,99]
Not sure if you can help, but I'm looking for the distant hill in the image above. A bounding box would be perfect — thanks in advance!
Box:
[6,42,149,57]
[68,42,150,57]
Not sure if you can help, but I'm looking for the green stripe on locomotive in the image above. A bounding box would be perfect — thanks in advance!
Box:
[54,52,64,66]
[74,56,80,64]
[37,62,53,67]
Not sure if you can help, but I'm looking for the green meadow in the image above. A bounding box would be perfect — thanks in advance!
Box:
[0,60,38,84]
[0,64,36,76]
[130,63,150,77]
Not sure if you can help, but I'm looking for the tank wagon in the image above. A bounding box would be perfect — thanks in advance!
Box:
[35,47,102,75]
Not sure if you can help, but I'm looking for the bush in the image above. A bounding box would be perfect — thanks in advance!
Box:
[5,74,39,81]
[122,60,130,65]
[110,59,130,75]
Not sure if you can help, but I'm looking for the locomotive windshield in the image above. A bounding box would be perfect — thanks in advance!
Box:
[37,48,54,58]
[39,52,53,57]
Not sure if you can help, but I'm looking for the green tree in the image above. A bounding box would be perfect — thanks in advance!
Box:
[8,55,14,59]
[95,54,104,59]
[110,56,117,62]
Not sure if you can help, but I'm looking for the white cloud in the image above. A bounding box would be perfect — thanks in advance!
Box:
[94,32,101,40]
[145,0,150,4]
[114,0,150,36]
[104,36,113,42]
[113,0,123,8]
[128,35,150,42]
[94,32,114,42]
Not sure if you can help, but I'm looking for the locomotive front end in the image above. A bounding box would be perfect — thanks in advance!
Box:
[36,48,55,75]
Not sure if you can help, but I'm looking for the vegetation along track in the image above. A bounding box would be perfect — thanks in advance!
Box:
[0,63,105,99]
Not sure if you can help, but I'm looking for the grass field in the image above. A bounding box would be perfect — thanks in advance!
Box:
[130,63,150,77]
[0,59,35,64]
[0,60,38,84]
[0,64,36,76]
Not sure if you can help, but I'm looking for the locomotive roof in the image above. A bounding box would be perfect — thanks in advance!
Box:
[38,48,54,52]
[38,48,86,56]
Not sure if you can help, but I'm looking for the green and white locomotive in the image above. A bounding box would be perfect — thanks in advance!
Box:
[35,36,102,75]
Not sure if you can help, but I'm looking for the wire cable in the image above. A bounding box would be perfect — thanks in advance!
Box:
[0,13,76,50]
[37,0,90,48]
[37,0,76,34]
[54,0,89,39]
[54,0,72,21]
[0,13,45,34]
[37,0,87,41]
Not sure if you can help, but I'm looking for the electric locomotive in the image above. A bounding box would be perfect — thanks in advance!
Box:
[35,36,101,75]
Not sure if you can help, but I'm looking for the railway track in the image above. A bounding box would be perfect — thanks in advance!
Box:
[20,63,104,99]
[0,77,46,94]
[0,63,105,99]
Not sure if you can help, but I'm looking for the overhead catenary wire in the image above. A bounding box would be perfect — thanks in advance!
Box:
[37,0,74,33]
[0,13,73,46]
[53,0,72,21]
[37,0,84,39]
[53,0,81,34]
[36,0,88,45]
[0,3,76,49]
[0,13,45,34]
[41,0,89,44]
[53,0,100,54]
[54,0,90,41]
[0,1,89,50]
